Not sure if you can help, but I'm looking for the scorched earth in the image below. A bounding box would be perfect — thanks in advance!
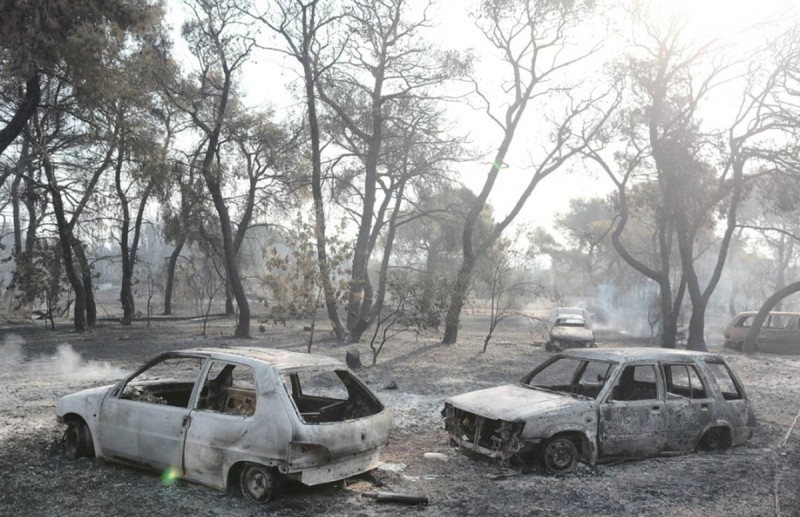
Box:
[1,316,799,517]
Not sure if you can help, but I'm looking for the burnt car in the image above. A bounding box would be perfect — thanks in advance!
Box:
[56,347,391,503]
[444,348,755,474]
[545,315,596,351]
[723,311,800,353]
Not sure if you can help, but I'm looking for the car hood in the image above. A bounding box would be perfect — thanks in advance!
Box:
[56,384,115,417]
[445,384,584,422]
[551,327,594,341]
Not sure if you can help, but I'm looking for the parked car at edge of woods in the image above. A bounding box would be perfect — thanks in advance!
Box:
[56,347,392,503]
[443,347,755,475]
[724,311,800,353]
[546,307,596,351]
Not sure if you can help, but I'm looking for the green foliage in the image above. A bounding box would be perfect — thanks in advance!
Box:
[12,239,67,327]
[1,0,163,85]
[258,215,349,335]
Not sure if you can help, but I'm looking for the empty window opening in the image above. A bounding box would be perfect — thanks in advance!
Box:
[197,362,257,417]
[664,364,707,399]
[282,369,383,424]
[609,365,658,401]
[120,356,204,408]
[706,362,743,400]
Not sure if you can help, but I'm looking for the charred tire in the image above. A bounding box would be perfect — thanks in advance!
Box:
[542,436,578,475]
[65,419,94,459]
[700,427,731,451]
[239,463,284,503]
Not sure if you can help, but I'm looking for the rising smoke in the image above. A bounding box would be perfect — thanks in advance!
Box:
[0,333,125,380]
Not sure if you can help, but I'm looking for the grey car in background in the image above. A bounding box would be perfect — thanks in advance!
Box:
[546,307,595,351]
[444,348,755,474]
[723,311,800,353]
[56,347,391,503]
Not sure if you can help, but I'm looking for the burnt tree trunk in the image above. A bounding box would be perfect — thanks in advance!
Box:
[0,74,40,158]
[304,57,345,341]
[443,134,515,344]
[115,141,135,325]
[442,253,476,344]
[116,139,155,326]
[225,279,235,316]
[345,128,381,339]
[163,236,185,315]
[72,240,96,327]
[42,150,86,331]
[10,139,28,256]
[189,38,250,338]
[354,181,406,341]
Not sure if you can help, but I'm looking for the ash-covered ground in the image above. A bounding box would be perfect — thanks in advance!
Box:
[1,316,799,517]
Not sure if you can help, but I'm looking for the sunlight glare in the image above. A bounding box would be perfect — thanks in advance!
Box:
[657,0,792,40]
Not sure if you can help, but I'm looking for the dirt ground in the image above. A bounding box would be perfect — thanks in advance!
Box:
[1,314,799,517]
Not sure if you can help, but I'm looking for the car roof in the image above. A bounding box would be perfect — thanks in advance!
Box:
[559,347,720,363]
[170,346,343,371]
[551,307,587,313]
[733,311,800,318]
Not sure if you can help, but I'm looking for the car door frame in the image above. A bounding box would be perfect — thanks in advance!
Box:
[597,361,666,458]
[97,353,207,471]
[183,358,267,488]
[661,361,715,451]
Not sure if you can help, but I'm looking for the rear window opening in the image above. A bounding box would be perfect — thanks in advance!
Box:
[282,369,384,423]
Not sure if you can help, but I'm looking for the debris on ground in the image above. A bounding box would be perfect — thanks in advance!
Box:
[361,491,429,505]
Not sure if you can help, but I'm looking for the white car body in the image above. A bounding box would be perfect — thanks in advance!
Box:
[56,347,392,492]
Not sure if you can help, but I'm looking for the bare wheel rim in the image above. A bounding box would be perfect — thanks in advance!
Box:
[546,439,576,471]
[66,422,81,457]
[707,430,721,448]
[703,428,725,450]
[242,466,274,502]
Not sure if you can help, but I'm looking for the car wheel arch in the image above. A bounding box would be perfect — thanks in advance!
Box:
[226,458,284,490]
[62,413,96,458]
[541,428,595,462]
[697,422,734,450]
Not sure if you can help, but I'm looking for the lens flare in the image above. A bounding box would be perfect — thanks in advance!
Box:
[161,467,181,487]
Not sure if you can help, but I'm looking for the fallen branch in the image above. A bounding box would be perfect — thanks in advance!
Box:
[780,407,800,448]
[361,491,429,505]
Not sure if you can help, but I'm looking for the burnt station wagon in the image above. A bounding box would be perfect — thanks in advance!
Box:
[56,347,391,502]
[444,348,755,474]
[724,311,800,353]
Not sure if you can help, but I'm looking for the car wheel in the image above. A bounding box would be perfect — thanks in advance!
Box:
[542,436,578,475]
[65,419,94,459]
[700,427,730,451]
[240,463,283,503]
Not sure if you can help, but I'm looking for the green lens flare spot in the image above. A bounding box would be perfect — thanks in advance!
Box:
[161,467,181,487]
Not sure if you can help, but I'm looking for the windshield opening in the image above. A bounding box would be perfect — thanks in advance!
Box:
[520,357,613,399]
[555,318,587,328]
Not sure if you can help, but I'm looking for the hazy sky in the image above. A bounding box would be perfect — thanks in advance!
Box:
[169,0,798,235]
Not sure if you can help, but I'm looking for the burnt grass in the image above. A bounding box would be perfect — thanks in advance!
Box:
[1,315,799,516]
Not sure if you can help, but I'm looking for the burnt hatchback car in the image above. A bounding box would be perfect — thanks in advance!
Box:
[56,347,391,502]
[444,348,754,474]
